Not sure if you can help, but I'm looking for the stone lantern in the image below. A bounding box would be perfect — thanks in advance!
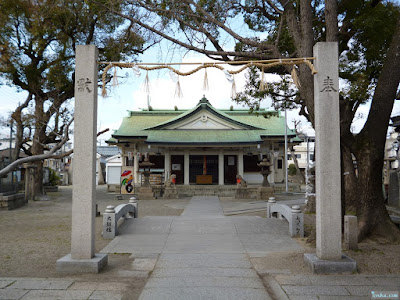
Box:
[256,158,274,199]
[257,158,272,187]
[139,154,154,187]
[138,153,156,199]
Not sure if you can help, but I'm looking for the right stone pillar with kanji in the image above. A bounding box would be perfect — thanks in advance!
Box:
[304,42,356,274]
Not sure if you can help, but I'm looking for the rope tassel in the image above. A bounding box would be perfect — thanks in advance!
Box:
[143,71,150,95]
[203,68,209,91]
[112,65,119,87]
[291,66,301,88]
[174,76,183,98]
[132,63,141,77]
[231,75,237,99]
[259,67,268,92]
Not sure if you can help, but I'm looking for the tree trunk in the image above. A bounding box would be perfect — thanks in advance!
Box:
[31,98,46,196]
[341,142,358,213]
[355,146,400,242]
[352,16,400,241]
[12,121,24,162]
[31,142,44,197]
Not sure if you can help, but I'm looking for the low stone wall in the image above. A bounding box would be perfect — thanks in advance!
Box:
[44,186,58,192]
[0,193,26,210]
[108,184,301,198]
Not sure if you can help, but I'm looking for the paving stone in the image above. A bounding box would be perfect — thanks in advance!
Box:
[88,290,124,300]
[145,276,265,288]
[181,196,223,216]
[0,280,14,289]
[170,218,236,234]
[231,216,289,235]
[129,253,159,259]
[9,279,73,290]
[101,234,168,254]
[256,269,292,275]
[102,196,287,299]
[156,253,252,269]
[118,217,175,234]
[345,285,399,296]
[68,281,130,291]
[162,233,244,254]
[116,270,150,278]
[261,274,290,300]
[288,296,318,300]
[274,275,312,286]
[0,288,28,300]
[309,275,375,286]
[152,267,258,278]
[368,277,400,287]
[20,289,92,299]
[282,285,350,296]
[319,296,368,300]
[139,287,271,300]
[132,258,158,271]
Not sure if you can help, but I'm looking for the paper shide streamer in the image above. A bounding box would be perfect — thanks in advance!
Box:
[100,58,317,98]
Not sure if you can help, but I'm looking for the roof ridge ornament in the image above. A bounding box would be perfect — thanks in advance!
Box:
[199,95,210,105]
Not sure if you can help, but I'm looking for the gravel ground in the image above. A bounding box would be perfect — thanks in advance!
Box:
[0,185,188,278]
[1,186,399,280]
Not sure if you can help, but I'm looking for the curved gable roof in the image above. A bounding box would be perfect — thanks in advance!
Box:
[144,97,262,130]
[109,97,298,145]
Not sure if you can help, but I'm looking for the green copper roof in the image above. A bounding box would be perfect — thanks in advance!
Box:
[110,97,297,145]
[145,96,261,130]
[146,130,262,145]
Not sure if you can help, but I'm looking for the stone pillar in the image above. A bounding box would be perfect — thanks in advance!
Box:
[71,45,98,260]
[344,215,358,250]
[304,42,356,274]
[57,45,107,273]
[238,150,244,177]
[218,150,224,185]
[313,42,341,260]
[165,150,171,180]
[184,150,189,185]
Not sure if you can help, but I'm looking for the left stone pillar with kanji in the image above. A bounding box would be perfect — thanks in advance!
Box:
[57,45,108,273]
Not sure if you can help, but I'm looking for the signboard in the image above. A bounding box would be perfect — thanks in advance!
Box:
[172,164,181,171]
[120,167,134,194]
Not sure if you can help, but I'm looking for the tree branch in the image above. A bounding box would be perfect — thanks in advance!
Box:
[0,124,110,177]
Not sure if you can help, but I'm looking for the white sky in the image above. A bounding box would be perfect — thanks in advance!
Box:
[1,46,399,144]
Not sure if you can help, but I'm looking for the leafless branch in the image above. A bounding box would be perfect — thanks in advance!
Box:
[0,123,110,177]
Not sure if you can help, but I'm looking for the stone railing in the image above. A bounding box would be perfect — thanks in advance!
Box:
[266,198,304,237]
[103,199,138,239]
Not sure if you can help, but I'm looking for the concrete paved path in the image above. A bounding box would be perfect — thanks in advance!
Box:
[101,196,301,300]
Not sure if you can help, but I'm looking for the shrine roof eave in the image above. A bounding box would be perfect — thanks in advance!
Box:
[144,141,262,146]
[260,134,297,139]
[111,135,148,139]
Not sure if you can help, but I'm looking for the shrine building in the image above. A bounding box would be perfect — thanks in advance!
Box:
[107,96,298,190]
